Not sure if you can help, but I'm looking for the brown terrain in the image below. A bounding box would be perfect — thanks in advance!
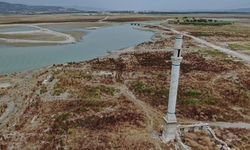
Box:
[0,14,250,149]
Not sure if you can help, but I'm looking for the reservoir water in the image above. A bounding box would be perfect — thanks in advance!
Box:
[0,25,154,75]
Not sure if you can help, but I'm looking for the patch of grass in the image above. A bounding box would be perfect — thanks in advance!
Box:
[158,73,163,77]
[53,89,66,96]
[224,59,233,63]
[169,18,233,26]
[178,98,203,106]
[154,89,169,98]
[80,107,90,112]
[132,81,146,93]
[204,50,228,59]
[49,76,55,82]
[60,137,64,147]
[94,108,100,112]
[83,75,92,79]
[99,86,116,96]
[40,85,48,94]
[228,43,250,51]
[204,99,216,105]
[184,90,202,95]
[144,87,154,93]
[52,113,94,134]
[68,128,73,134]
[242,136,247,141]
[185,99,203,105]
[48,136,54,141]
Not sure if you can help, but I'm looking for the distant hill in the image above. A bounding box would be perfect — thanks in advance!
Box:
[64,5,107,11]
[0,1,81,14]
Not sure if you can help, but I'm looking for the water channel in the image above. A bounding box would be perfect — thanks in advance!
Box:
[0,25,154,75]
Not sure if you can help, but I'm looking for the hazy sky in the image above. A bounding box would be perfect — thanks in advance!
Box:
[1,0,250,11]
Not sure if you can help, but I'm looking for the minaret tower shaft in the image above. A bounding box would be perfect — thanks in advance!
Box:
[162,34,183,142]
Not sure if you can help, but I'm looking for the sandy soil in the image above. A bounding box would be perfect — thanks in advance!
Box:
[0,31,66,41]
[0,79,11,88]
[0,83,11,88]
[0,25,23,29]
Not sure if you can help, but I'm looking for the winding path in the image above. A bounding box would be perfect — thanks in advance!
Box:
[158,25,250,65]
[99,16,110,22]
[209,122,250,129]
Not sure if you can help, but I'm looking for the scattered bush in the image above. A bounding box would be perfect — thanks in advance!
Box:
[132,81,145,93]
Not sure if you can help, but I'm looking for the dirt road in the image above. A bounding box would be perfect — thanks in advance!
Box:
[158,25,250,66]
[99,16,110,22]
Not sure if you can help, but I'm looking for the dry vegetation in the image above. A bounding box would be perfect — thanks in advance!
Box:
[0,33,66,41]
[1,46,249,148]
[89,50,250,123]
[163,19,250,56]
[106,15,171,22]
[0,14,104,24]
[1,15,250,149]
[180,127,250,149]
[0,103,7,117]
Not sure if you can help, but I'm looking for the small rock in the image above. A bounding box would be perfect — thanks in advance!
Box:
[213,128,221,137]
[225,140,231,146]
[227,133,238,139]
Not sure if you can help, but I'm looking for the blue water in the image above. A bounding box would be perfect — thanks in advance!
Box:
[0,25,154,75]
[0,27,39,33]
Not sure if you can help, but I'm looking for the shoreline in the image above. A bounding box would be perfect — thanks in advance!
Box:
[0,24,76,45]
[0,23,160,77]
[0,22,122,47]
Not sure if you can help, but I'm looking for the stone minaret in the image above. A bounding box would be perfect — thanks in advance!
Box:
[162,34,183,142]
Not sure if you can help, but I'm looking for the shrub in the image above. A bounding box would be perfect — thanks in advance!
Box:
[49,76,55,82]
[40,85,47,94]
[242,136,247,141]
[204,99,216,105]
[94,108,100,112]
[144,87,154,93]
[184,90,202,95]
[83,75,92,79]
[132,81,145,93]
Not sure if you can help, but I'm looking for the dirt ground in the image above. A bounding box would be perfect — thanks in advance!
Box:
[0,32,66,41]
[163,19,250,58]
[1,15,250,149]
[0,14,104,24]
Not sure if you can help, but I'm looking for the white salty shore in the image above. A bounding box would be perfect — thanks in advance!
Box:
[0,24,76,44]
